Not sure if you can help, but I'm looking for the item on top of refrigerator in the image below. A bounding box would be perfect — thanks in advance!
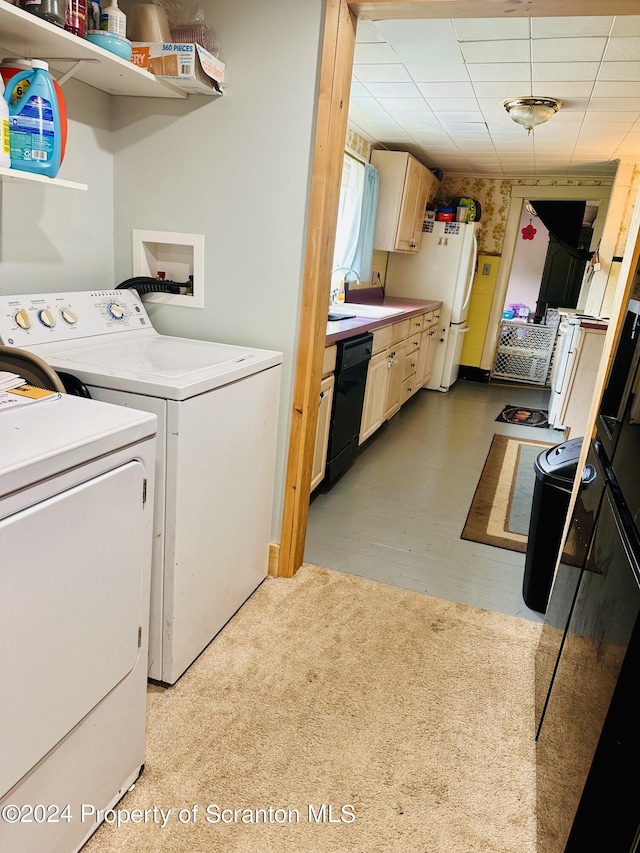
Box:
[436,206,455,222]
[509,303,531,319]
[23,0,65,27]
[100,0,127,38]
[1,58,68,164]
[450,197,482,222]
[5,60,63,178]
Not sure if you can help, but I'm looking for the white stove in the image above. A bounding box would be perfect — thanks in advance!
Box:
[0,290,283,685]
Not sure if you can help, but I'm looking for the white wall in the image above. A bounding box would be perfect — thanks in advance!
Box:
[504,209,549,315]
[0,73,115,292]
[111,0,324,538]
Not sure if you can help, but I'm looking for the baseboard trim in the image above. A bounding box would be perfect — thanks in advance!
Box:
[268,542,280,576]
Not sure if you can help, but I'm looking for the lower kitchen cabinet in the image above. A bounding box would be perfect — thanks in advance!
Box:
[359,350,390,445]
[310,346,337,492]
[383,340,407,420]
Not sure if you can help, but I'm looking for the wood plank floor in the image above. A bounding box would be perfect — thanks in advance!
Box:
[305,379,563,623]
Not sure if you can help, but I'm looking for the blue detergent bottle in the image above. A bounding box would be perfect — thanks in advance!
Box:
[5,60,62,178]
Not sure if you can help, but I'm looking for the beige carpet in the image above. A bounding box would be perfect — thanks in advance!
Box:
[83,564,541,853]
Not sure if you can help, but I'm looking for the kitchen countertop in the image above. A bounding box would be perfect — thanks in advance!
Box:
[325,297,442,345]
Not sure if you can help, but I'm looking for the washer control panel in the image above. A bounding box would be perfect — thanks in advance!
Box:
[0,290,153,347]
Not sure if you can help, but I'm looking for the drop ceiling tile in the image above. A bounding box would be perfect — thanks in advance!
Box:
[533,62,601,82]
[353,64,412,83]
[436,121,489,135]
[452,18,530,41]
[393,115,443,131]
[533,38,606,63]
[559,99,589,112]
[349,98,388,115]
[427,99,481,112]
[392,41,464,65]
[474,82,533,99]
[610,17,640,38]
[362,82,422,98]
[373,19,457,44]
[349,81,370,98]
[461,40,531,64]
[599,61,640,81]
[531,17,614,38]
[593,81,640,98]
[416,81,476,98]
[353,43,400,64]
[378,98,433,113]
[590,97,640,111]
[467,63,531,83]
[356,20,385,43]
[432,110,485,122]
[407,64,470,83]
[603,38,640,62]
[531,81,595,98]
[583,112,638,124]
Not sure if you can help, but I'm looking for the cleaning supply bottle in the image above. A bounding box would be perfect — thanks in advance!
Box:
[100,0,126,38]
[0,58,67,165]
[5,60,62,178]
[0,78,10,169]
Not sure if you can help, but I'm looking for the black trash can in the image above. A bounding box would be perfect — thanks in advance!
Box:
[523,437,584,613]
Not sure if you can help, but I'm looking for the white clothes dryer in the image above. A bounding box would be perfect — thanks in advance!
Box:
[0,393,156,853]
[0,290,283,685]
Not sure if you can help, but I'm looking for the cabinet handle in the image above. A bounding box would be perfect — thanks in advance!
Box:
[413,340,419,347]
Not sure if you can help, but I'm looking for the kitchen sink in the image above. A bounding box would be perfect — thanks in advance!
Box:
[329,304,406,320]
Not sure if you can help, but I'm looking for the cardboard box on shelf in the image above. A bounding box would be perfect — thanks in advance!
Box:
[131,42,225,95]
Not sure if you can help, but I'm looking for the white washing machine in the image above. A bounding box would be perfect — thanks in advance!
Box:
[0,290,283,685]
[0,393,156,853]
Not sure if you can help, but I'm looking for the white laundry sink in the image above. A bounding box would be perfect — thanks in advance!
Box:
[330,304,406,320]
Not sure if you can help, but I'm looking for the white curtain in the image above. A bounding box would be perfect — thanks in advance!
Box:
[332,155,365,274]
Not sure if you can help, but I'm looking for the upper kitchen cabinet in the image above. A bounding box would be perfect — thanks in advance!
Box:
[371,150,439,254]
[0,2,185,98]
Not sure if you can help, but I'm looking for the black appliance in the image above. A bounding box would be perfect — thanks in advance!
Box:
[536,268,640,853]
[523,437,585,614]
[323,332,373,488]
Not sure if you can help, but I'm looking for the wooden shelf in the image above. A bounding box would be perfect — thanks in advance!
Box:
[0,1,186,98]
[0,166,88,191]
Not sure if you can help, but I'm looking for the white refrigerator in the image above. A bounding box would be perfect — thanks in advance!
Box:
[386,220,480,391]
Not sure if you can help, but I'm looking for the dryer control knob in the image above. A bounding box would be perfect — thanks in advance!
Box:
[60,308,78,325]
[107,302,125,320]
[14,309,31,330]
[39,308,56,328]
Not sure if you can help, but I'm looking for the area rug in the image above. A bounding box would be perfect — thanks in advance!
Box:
[496,405,549,428]
[461,434,554,553]
[81,564,541,853]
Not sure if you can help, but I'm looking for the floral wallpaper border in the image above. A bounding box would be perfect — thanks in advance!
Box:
[440,175,615,256]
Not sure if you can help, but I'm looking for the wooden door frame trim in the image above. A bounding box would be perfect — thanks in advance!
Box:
[276,0,635,579]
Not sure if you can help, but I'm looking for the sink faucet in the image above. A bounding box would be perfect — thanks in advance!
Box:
[331,266,360,304]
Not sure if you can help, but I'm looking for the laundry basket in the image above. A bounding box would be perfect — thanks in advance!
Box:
[491,321,557,385]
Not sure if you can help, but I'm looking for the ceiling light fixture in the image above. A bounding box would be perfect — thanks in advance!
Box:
[503,97,563,134]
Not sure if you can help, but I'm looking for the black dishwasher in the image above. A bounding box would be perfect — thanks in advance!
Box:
[324,332,373,488]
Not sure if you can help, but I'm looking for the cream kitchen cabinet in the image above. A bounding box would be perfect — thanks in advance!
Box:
[416,309,440,388]
[371,150,431,254]
[383,339,407,420]
[359,350,390,445]
[310,345,337,492]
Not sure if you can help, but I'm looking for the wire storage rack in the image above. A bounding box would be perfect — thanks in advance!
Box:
[491,320,557,385]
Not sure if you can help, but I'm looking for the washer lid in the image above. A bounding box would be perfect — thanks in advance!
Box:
[44,336,283,400]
